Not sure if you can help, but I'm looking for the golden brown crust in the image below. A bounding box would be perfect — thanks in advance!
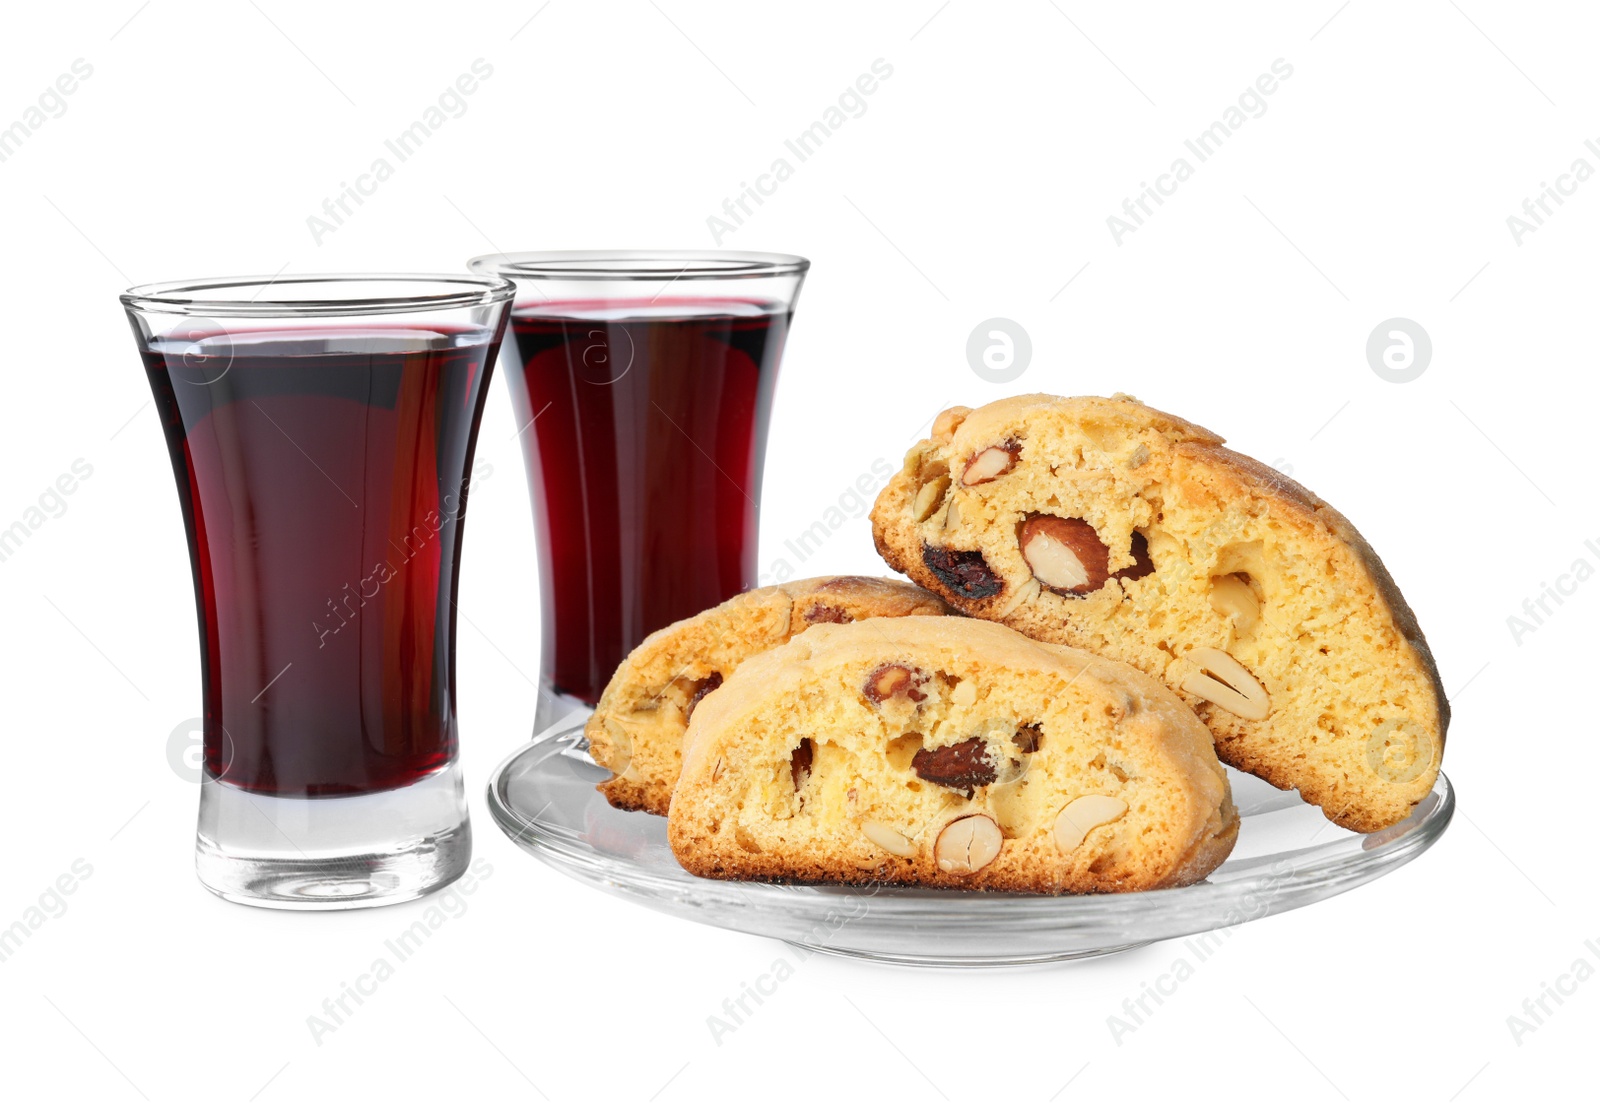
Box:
[870,394,1447,834]
[587,576,949,815]
[1188,444,1451,826]
[669,617,1239,893]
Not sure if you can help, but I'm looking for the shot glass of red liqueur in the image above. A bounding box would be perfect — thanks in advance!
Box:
[465,251,808,736]
[123,273,513,909]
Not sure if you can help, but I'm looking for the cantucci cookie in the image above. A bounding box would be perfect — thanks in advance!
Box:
[667,617,1238,893]
[587,576,949,815]
[870,393,1447,833]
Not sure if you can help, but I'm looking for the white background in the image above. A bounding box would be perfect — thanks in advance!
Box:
[1,2,1595,1100]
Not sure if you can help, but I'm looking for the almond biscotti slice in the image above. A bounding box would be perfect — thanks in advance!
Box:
[668,617,1238,893]
[870,393,1447,833]
[587,576,950,815]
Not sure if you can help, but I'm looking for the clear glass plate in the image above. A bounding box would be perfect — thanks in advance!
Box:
[486,722,1454,967]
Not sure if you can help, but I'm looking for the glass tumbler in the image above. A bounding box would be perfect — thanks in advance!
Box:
[122,274,513,909]
[464,251,807,737]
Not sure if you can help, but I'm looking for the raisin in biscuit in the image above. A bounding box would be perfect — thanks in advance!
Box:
[587,576,950,815]
[870,393,1447,834]
[668,616,1238,893]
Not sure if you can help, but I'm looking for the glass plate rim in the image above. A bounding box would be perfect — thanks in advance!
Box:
[486,725,1455,936]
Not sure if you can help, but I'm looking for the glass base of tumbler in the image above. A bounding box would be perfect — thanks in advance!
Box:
[195,762,471,910]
